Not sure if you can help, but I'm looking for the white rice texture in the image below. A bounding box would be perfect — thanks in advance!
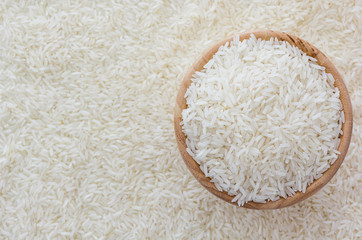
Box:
[182,35,343,206]
[0,0,361,239]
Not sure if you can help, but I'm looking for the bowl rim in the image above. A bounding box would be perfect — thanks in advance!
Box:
[174,30,353,209]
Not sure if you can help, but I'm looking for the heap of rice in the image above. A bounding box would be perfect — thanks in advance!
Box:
[181,34,344,206]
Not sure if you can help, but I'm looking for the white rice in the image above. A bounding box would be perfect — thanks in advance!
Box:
[1,1,360,239]
[182,34,344,206]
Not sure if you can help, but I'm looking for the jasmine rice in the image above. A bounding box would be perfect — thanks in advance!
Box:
[181,34,343,206]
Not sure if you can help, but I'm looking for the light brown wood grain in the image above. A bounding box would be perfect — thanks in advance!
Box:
[174,30,353,210]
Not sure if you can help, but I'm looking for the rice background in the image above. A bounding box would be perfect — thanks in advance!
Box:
[0,0,361,239]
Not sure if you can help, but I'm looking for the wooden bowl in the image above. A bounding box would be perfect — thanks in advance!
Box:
[174,30,353,209]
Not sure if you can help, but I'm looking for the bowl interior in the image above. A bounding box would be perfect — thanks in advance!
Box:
[174,30,353,209]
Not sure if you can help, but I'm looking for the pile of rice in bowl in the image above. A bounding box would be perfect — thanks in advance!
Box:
[181,34,344,206]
